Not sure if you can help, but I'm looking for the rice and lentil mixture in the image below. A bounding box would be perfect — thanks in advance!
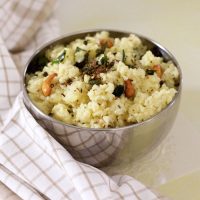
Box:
[26,31,179,128]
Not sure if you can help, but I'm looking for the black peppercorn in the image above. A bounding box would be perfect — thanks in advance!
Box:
[43,71,48,77]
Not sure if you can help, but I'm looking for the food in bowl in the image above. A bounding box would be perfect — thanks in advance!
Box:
[26,31,179,128]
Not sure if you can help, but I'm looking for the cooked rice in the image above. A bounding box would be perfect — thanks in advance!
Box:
[26,31,179,128]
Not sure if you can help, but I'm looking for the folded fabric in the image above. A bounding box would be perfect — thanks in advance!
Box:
[0,0,168,199]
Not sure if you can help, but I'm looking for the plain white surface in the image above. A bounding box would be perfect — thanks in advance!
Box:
[56,0,200,186]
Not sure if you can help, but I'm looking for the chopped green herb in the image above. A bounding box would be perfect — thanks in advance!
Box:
[51,60,59,65]
[75,47,86,53]
[122,49,126,63]
[100,55,108,65]
[52,50,66,64]
[146,69,155,75]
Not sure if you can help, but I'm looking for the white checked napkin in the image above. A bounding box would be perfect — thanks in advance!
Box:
[0,0,168,199]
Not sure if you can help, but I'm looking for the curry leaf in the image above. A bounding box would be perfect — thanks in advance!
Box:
[52,50,66,64]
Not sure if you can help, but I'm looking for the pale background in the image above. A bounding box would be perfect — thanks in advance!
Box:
[56,0,200,199]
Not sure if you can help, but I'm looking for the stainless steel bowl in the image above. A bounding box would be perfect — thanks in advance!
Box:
[22,29,182,167]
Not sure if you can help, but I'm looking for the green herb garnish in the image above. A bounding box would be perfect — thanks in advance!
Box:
[52,50,66,64]
[100,54,108,65]
[75,47,86,53]
[122,49,126,63]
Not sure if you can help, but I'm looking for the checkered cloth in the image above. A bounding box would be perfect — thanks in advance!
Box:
[0,0,168,199]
